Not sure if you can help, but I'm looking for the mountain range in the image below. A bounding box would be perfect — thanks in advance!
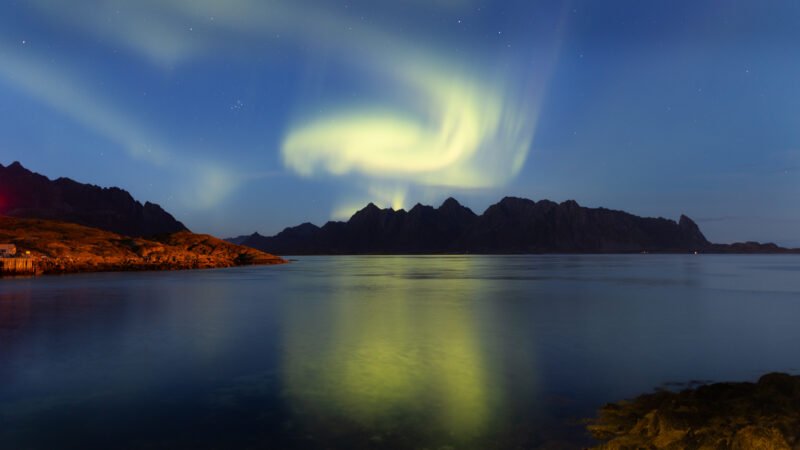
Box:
[231,197,797,255]
[1,161,793,256]
[0,161,186,237]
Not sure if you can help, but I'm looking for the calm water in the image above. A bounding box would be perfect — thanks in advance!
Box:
[1,255,800,449]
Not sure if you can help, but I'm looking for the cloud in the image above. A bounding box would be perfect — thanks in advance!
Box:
[11,0,559,216]
[278,34,551,216]
[0,44,166,166]
[282,66,534,191]
[25,0,409,66]
[0,39,243,210]
[270,4,555,215]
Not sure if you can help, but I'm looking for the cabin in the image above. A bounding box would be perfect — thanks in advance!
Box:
[0,244,17,257]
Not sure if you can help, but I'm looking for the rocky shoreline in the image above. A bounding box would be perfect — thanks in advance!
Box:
[0,216,286,276]
[25,252,282,275]
[587,373,800,449]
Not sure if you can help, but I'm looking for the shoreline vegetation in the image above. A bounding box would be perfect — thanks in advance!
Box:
[587,373,800,449]
[0,216,286,277]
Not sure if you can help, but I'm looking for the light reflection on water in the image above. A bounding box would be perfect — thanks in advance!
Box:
[1,255,799,449]
[282,257,506,446]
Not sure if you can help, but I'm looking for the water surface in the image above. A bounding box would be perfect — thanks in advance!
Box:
[1,255,799,448]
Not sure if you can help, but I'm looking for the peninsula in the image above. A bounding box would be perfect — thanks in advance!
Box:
[0,162,285,275]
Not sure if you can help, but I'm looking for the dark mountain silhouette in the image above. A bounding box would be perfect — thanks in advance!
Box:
[0,161,187,237]
[233,197,744,255]
[225,234,252,245]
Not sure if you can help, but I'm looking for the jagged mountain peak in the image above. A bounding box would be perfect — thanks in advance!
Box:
[241,196,713,255]
[440,197,461,208]
[0,161,187,237]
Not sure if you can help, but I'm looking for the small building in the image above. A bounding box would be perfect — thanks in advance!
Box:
[0,244,17,257]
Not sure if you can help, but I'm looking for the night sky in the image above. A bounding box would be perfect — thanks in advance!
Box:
[0,1,798,245]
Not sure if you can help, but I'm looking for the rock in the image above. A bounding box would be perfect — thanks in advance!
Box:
[731,426,790,450]
[588,373,800,450]
[0,216,286,275]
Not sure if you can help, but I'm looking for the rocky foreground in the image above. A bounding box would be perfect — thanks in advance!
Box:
[587,373,800,449]
[0,216,286,275]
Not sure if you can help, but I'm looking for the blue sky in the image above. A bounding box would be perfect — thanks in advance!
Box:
[0,0,798,245]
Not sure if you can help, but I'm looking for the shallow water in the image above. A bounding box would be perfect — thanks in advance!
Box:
[1,255,799,449]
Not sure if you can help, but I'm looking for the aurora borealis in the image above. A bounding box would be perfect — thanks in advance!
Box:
[0,1,798,245]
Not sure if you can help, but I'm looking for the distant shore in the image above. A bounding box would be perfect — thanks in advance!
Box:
[231,197,800,256]
[257,249,800,256]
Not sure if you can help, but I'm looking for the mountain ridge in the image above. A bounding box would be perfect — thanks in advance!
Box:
[229,196,795,255]
[0,161,288,275]
[0,161,187,237]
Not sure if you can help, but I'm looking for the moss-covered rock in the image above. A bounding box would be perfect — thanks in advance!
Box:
[588,373,800,449]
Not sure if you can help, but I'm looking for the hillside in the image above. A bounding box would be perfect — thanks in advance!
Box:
[0,161,186,237]
[0,216,285,275]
